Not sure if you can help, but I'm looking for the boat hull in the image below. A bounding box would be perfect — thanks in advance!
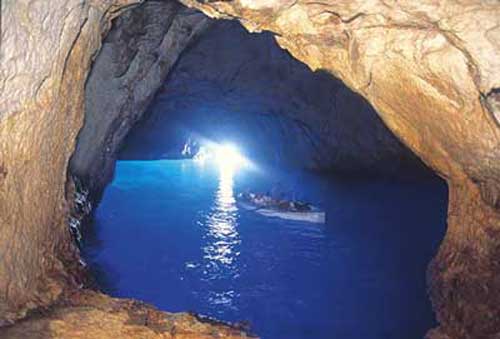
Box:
[237,201,326,224]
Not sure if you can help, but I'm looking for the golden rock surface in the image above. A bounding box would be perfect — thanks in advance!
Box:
[0,290,255,339]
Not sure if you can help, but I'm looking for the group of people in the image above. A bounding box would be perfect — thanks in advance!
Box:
[238,190,313,212]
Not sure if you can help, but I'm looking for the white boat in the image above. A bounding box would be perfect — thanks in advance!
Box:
[237,199,326,224]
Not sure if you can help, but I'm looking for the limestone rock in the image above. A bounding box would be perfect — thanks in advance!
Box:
[0,290,255,339]
[0,0,140,323]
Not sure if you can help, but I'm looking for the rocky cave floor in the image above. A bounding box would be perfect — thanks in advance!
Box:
[0,290,254,339]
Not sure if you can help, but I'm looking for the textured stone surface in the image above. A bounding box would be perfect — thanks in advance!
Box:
[70,1,212,198]
[427,183,500,339]
[0,0,139,324]
[0,290,255,338]
[121,20,420,173]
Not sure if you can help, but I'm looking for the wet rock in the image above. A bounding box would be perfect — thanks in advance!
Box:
[0,290,256,339]
[486,89,500,123]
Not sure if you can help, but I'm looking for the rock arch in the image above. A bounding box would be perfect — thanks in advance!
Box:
[0,0,499,337]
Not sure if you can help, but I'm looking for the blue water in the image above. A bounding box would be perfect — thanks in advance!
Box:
[83,160,448,339]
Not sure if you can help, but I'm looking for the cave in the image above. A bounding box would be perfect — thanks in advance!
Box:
[0,1,499,339]
[79,12,449,338]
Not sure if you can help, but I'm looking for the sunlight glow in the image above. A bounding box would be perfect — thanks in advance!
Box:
[215,144,248,170]
[193,142,250,172]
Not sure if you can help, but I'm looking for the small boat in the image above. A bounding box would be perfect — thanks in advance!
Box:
[237,193,326,224]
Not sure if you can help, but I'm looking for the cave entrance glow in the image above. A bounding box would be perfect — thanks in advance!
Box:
[80,13,448,339]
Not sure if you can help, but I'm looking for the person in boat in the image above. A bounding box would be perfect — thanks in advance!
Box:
[239,191,276,207]
[270,183,312,212]
[290,201,312,212]
[239,190,312,212]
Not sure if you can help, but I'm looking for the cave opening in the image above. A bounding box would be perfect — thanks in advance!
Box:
[70,3,450,339]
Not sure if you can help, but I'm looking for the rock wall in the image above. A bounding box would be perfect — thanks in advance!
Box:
[0,0,136,323]
[70,1,211,198]
[121,20,420,173]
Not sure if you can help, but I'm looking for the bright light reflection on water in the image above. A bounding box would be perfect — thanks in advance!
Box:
[201,164,241,308]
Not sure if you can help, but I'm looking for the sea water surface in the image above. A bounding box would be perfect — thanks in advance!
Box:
[83,159,448,339]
